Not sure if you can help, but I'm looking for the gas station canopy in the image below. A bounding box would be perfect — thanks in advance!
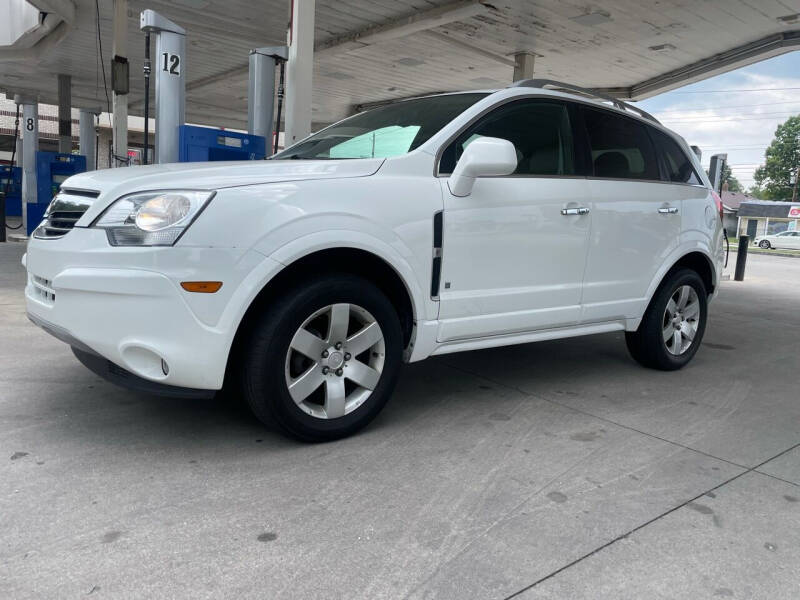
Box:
[1,0,799,129]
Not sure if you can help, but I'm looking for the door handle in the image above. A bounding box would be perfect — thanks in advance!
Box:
[561,207,590,216]
[658,207,679,214]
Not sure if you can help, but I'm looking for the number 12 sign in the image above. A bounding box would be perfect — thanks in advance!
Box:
[162,53,180,75]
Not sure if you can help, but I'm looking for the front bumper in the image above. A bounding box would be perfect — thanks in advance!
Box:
[27,310,214,398]
[24,227,278,391]
[71,346,215,399]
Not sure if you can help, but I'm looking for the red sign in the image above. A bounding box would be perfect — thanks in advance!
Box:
[789,205,800,218]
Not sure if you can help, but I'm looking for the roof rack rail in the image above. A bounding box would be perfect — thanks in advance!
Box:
[509,79,660,125]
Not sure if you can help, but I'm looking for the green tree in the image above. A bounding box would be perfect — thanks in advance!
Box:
[746,184,764,197]
[753,115,800,201]
[707,163,743,193]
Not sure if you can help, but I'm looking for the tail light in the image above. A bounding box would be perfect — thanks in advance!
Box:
[711,191,724,222]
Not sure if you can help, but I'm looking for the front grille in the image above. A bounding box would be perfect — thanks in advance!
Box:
[33,188,100,240]
[31,274,56,305]
[36,211,85,238]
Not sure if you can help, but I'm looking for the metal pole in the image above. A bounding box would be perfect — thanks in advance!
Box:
[112,0,129,167]
[143,31,151,165]
[20,99,38,236]
[512,52,535,81]
[57,74,72,154]
[285,0,315,147]
[79,110,98,170]
[140,10,186,164]
[734,235,749,281]
[274,60,285,155]
[249,46,288,156]
[792,165,799,203]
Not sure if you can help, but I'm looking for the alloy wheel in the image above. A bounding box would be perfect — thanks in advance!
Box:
[284,303,385,419]
[662,285,700,356]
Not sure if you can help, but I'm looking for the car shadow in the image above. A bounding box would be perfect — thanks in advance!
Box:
[22,312,746,456]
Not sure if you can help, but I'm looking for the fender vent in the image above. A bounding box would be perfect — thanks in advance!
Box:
[431,211,443,299]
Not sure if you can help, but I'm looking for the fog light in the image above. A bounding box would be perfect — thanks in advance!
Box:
[161,359,170,376]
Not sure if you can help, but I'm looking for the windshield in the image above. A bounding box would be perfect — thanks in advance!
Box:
[274,93,488,160]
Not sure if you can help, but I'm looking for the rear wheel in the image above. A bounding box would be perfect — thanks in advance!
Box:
[241,274,402,442]
[625,268,707,371]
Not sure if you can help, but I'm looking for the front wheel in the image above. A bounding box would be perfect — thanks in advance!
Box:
[241,274,403,442]
[625,268,708,371]
[759,240,771,249]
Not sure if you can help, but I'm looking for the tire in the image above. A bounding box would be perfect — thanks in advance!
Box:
[759,240,770,249]
[240,274,402,442]
[625,268,708,371]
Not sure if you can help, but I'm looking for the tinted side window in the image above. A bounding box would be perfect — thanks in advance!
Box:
[582,108,659,181]
[650,128,702,185]
[439,100,575,175]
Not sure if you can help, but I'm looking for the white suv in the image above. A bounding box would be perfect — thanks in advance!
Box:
[24,80,724,441]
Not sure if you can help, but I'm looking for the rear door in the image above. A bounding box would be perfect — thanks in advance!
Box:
[580,107,691,323]
[436,98,591,342]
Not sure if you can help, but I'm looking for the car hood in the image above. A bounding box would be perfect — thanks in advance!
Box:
[64,158,384,225]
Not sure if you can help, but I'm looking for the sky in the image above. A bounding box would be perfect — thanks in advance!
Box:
[637,51,800,191]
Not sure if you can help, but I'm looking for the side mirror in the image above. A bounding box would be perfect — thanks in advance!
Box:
[447,137,517,197]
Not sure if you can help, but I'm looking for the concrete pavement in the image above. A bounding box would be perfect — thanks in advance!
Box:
[1,243,798,599]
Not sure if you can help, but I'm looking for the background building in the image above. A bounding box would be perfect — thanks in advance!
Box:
[737,200,800,237]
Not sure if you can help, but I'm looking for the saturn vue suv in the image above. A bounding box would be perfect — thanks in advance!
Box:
[24,80,724,441]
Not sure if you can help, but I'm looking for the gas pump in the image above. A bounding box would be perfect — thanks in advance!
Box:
[178,126,266,162]
[1,165,22,217]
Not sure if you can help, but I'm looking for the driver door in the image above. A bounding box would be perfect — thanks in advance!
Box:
[436,98,591,342]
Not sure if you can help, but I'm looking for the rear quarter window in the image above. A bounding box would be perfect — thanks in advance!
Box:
[649,127,702,185]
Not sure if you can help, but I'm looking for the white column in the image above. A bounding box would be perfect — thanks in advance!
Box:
[285,0,315,147]
[513,52,535,81]
[57,74,72,154]
[112,0,128,166]
[19,99,38,234]
[79,110,98,170]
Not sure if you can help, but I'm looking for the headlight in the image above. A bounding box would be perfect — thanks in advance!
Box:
[93,190,214,246]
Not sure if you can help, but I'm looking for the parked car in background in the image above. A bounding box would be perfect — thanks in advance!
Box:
[754,231,800,250]
[24,80,724,441]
